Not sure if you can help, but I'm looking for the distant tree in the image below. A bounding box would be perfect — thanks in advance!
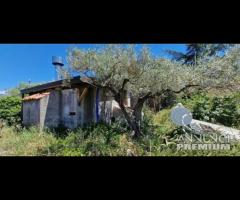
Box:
[7,82,40,96]
[0,96,21,125]
[66,45,240,137]
[0,82,42,125]
[166,44,234,65]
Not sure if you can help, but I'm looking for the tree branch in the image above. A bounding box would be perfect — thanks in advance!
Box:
[140,92,152,101]
[164,84,200,94]
[133,92,152,110]
[121,79,130,91]
[92,80,118,97]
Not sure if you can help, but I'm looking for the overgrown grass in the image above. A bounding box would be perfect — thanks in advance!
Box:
[1,117,240,156]
[1,95,240,156]
[0,124,144,156]
[0,126,56,156]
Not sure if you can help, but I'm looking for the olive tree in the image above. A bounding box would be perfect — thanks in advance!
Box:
[66,45,240,137]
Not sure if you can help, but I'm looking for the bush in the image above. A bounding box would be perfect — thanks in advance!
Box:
[210,96,240,127]
[47,123,136,156]
[0,96,21,125]
[151,108,176,136]
[180,92,240,128]
[191,95,212,121]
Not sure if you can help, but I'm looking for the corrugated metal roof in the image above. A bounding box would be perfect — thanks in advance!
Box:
[23,92,50,101]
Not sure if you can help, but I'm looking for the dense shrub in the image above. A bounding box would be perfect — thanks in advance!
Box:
[190,95,212,121]
[181,92,240,128]
[210,96,239,127]
[46,123,139,156]
[0,96,21,125]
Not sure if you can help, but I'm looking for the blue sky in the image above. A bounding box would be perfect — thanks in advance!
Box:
[0,44,186,91]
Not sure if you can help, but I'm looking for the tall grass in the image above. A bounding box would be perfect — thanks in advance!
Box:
[1,112,240,156]
[0,126,56,156]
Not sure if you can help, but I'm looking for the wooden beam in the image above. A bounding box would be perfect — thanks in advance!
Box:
[78,86,89,104]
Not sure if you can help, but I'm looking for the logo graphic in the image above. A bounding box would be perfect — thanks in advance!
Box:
[170,103,231,151]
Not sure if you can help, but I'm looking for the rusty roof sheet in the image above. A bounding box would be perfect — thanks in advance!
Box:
[23,92,50,101]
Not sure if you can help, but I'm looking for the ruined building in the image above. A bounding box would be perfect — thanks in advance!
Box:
[20,57,130,129]
[21,76,130,129]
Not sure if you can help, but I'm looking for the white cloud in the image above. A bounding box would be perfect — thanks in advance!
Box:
[0,90,6,95]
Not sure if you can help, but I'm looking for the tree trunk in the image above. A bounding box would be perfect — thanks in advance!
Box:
[133,101,144,124]
[103,83,199,138]
[117,98,147,138]
[113,85,151,138]
[119,103,142,137]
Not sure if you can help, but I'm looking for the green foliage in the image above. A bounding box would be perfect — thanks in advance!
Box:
[0,126,57,156]
[66,44,240,136]
[69,46,239,99]
[7,82,40,96]
[189,94,212,121]
[151,108,176,136]
[210,96,240,127]
[1,120,240,156]
[166,44,234,65]
[0,82,41,126]
[0,96,21,125]
[180,92,240,128]
[0,45,240,156]
[0,121,175,156]
[140,107,155,135]
[67,45,190,96]
[46,123,138,156]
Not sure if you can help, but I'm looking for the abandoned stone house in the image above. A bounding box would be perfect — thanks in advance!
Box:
[20,76,130,129]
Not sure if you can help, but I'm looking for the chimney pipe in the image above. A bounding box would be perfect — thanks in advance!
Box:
[52,56,64,80]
